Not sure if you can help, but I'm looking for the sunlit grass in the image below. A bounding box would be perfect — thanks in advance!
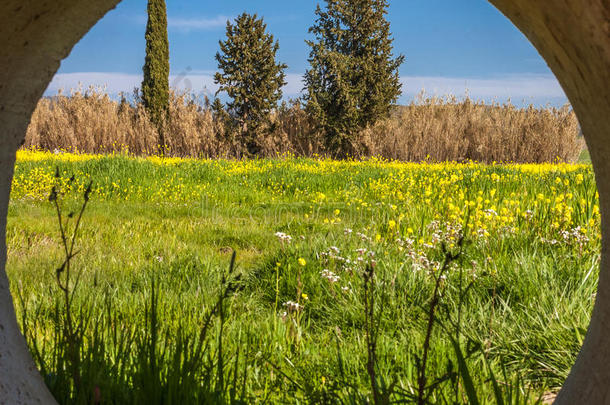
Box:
[7,151,599,403]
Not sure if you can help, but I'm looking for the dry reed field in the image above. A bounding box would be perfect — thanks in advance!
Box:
[25,87,583,162]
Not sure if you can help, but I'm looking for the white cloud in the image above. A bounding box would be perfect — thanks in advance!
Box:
[168,16,231,32]
[399,74,567,104]
[284,73,568,105]
[45,72,219,97]
[45,72,568,106]
[46,72,143,95]
[132,15,231,32]
[283,73,305,97]
[169,70,218,95]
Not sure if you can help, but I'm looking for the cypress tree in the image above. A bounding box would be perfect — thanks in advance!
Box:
[303,0,404,157]
[214,13,287,157]
[142,0,170,151]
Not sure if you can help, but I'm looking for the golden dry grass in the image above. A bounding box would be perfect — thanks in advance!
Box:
[24,88,583,162]
[362,94,582,163]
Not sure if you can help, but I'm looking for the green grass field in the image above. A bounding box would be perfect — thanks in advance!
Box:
[7,151,600,404]
[578,148,591,164]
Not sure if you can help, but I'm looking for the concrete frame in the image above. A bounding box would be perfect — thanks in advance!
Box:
[0,1,608,403]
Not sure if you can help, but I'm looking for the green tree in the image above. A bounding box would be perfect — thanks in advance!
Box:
[303,0,404,157]
[142,0,170,150]
[214,13,287,157]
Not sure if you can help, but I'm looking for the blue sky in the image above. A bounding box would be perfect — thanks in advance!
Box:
[48,0,569,107]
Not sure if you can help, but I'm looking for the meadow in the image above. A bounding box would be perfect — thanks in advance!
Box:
[7,150,599,404]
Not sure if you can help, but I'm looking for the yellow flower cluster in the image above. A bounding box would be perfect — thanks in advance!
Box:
[12,151,599,251]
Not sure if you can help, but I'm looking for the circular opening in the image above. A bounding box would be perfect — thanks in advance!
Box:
[2,1,605,403]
